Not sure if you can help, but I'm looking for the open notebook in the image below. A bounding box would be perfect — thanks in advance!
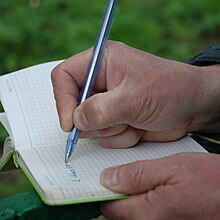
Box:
[0,61,207,205]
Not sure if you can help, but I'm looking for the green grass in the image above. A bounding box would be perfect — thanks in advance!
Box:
[0,0,220,77]
[0,0,220,197]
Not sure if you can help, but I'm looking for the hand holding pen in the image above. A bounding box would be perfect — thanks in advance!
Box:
[63,0,118,162]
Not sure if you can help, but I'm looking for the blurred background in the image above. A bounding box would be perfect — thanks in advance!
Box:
[0,0,220,198]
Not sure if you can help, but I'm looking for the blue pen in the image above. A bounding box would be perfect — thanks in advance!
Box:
[65,0,118,163]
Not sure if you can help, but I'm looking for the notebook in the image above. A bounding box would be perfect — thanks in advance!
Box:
[0,61,207,205]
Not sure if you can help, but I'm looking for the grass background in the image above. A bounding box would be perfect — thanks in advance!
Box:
[0,0,220,197]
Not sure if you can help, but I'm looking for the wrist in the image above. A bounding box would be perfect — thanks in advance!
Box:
[189,64,220,133]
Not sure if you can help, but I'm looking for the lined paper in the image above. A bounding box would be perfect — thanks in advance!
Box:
[18,137,206,204]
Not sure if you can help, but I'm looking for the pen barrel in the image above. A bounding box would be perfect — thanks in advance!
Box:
[66,127,80,155]
[79,0,118,104]
[65,0,118,161]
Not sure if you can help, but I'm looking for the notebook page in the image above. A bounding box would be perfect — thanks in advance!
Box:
[0,75,30,148]
[18,136,206,205]
[0,61,65,149]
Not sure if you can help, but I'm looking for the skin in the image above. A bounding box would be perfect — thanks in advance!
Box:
[100,152,220,220]
[51,41,220,220]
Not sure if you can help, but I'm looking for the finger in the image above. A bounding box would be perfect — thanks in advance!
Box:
[73,85,136,131]
[98,126,144,148]
[80,124,128,138]
[100,195,146,220]
[100,192,167,220]
[51,51,90,131]
[52,49,92,95]
[52,74,78,131]
[100,155,175,194]
[51,48,107,131]
[142,128,186,142]
[51,48,108,131]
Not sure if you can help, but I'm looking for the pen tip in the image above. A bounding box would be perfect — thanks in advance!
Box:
[65,156,69,163]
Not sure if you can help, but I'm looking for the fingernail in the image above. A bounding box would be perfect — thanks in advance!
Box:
[100,167,117,187]
[74,110,90,130]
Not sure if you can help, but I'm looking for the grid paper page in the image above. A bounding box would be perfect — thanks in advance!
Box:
[18,136,206,205]
[0,61,66,149]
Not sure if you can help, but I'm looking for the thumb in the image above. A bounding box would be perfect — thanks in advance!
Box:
[100,157,173,194]
[73,86,130,131]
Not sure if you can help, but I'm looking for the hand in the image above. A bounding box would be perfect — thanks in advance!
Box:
[99,152,220,220]
[51,41,220,148]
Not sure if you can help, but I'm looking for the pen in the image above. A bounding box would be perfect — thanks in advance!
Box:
[65,0,118,163]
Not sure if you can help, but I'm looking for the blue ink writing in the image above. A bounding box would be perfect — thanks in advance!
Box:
[65,163,81,182]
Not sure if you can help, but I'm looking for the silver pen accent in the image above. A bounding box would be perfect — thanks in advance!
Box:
[65,0,118,163]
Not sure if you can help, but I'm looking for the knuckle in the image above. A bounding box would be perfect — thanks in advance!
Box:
[170,153,195,172]
[51,63,62,81]
[106,40,126,50]
[106,41,127,65]
[127,161,145,189]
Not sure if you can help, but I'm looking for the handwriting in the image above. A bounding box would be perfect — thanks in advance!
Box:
[65,163,81,182]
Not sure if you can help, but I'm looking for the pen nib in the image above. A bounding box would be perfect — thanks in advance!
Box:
[65,154,70,163]
[65,137,78,163]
